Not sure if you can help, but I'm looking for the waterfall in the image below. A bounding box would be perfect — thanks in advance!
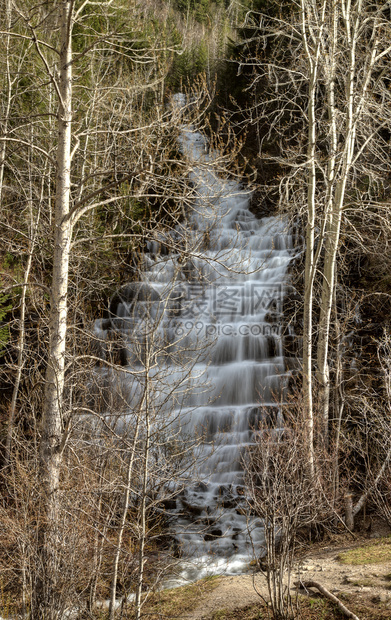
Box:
[95,115,294,582]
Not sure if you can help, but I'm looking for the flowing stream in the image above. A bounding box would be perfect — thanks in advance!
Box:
[97,115,294,582]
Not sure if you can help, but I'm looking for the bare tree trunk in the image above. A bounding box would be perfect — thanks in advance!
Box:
[315,2,338,446]
[316,0,379,443]
[344,493,354,531]
[108,405,142,619]
[316,184,344,443]
[5,234,35,466]
[298,580,360,620]
[35,1,73,616]
[5,126,44,466]
[135,343,151,620]
[332,289,345,503]
[0,0,12,204]
[353,450,391,518]
[301,0,327,475]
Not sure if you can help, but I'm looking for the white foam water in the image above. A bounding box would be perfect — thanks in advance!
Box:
[95,111,294,582]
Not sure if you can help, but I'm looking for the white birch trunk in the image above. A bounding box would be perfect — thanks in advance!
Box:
[315,3,338,445]
[36,1,73,616]
[108,404,142,619]
[135,343,151,620]
[301,0,327,475]
[316,0,378,442]
[0,0,12,204]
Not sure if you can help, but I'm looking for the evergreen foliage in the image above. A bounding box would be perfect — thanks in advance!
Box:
[0,293,11,353]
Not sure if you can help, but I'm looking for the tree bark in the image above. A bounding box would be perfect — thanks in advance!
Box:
[109,402,142,619]
[135,339,152,620]
[298,580,360,620]
[316,0,379,443]
[0,0,12,204]
[301,0,327,475]
[344,493,354,531]
[35,1,73,617]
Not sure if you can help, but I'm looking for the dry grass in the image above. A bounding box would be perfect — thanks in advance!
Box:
[141,575,222,620]
[337,536,391,565]
[209,596,391,620]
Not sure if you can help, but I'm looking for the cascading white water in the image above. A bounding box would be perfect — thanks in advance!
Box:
[96,114,294,581]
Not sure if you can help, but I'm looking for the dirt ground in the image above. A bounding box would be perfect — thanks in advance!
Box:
[185,525,391,619]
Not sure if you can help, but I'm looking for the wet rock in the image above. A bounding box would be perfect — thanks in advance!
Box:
[283,334,301,357]
[204,529,222,541]
[161,498,177,511]
[248,405,279,429]
[264,312,282,323]
[221,498,236,509]
[195,481,209,493]
[267,336,279,358]
[284,356,301,371]
[171,538,182,558]
[214,485,236,508]
[372,593,391,604]
[216,484,229,497]
[110,282,160,315]
[248,407,262,429]
[180,498,205,516]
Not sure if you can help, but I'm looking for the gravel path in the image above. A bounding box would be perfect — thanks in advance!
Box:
[184,542,391,619]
